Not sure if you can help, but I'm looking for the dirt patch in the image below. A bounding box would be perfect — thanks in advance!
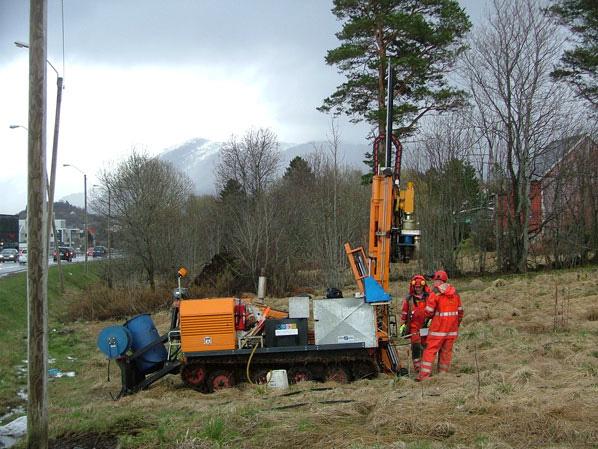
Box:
[49,432,118,449]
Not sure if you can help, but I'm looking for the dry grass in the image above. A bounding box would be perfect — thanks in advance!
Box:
[63,283,172,321]
[40,267,598,449]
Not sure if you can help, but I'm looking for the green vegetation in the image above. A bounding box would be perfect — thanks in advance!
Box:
[548,0,598,107]
[0,263,100,413]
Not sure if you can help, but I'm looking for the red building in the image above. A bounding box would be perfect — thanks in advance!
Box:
[498,134,598,237]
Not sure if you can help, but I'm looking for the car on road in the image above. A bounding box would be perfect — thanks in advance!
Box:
[93,245,107,257]
[53,246,75,262]
[0,248,19,263]
[18,248,28,265]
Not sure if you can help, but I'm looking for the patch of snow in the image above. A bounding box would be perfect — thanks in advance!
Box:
[16,389,27,401]
[0,415,27,448]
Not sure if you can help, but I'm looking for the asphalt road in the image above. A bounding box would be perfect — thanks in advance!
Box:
[0,256,94,278]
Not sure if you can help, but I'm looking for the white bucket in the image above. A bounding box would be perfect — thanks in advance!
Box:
[266,369,289,389]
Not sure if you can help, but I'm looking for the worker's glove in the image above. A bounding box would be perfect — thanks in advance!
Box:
[399,324,408,337]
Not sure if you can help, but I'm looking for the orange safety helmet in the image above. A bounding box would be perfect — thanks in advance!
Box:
[409,274,427,295]
[432,270,448,283]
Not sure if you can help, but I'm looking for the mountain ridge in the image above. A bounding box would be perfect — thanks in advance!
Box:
[159,137,370,195]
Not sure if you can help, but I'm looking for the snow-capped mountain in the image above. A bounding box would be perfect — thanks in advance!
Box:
[159,137,370,195]
[159,138,222,194]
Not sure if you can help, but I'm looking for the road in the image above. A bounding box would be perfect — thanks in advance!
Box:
[0,256,93,278]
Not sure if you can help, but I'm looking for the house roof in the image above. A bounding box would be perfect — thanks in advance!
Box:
[531,134,593,180]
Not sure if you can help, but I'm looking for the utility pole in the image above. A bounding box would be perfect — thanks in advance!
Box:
[107,186,112,288]
[84,173,88,273]
[47,75,64,288]
[27,0,49,448]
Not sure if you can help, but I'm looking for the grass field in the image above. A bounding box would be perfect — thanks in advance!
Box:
[2,266,598,449]
[0,263,100,415]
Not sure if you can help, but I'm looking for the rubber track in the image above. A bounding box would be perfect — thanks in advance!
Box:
[182,348,379,386]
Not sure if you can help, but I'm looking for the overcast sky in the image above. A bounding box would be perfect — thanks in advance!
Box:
[0,0,488,214]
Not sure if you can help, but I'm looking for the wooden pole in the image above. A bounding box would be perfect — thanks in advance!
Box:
[47,76,64,292]
[27,0,49,447]
[84,173,88,273]
[107,187,112,288]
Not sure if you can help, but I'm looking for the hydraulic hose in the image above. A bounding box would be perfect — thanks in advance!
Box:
[245,343,260,385]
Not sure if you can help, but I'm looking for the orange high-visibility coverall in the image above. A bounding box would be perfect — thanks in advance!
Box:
[400,292,429,372]
[417,282,463,380]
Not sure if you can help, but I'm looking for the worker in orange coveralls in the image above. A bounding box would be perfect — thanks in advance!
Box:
[416,270,463,381]
[399,274,430,373]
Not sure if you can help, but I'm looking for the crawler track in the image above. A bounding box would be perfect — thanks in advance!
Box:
[181,344,379,392]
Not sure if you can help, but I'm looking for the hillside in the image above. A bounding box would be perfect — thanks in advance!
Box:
[17,201,104,239]
[2,268,596,448]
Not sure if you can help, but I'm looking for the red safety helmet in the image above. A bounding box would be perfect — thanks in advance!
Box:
[409,274,426,295]
[432,270,448,283]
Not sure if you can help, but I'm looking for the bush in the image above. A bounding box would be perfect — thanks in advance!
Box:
[63,283,170,321]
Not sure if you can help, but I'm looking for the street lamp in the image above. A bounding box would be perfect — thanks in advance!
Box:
[93,183,112,287]
[63,163,87,273]
[15,41,60,77]
[15,41,64,274]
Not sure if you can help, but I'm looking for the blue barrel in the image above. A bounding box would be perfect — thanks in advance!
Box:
[97,325,132,359]
[124,313,168,374]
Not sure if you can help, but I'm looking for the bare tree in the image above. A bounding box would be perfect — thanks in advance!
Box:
[311,120,347,288]
[307,148,370,288]
[409,112,482,274]
[180,194,223,272]
[462,0,568,272]
[216,128,281,197]
[99,151,191,291]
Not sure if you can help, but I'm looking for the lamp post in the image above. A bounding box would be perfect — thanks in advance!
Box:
[63,164,87,273]
[93,183,112,288]
[14,41,64,276]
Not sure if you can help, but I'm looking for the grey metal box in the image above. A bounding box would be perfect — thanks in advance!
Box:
[288,297,310,319]
[313,298,377,348]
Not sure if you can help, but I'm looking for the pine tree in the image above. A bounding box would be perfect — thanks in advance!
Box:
[549,0,598,107]
[283,156,315,187]
[319,0,471,141]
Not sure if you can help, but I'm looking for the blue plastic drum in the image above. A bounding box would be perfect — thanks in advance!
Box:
[97,325,132,359]
[124,313,168,374]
